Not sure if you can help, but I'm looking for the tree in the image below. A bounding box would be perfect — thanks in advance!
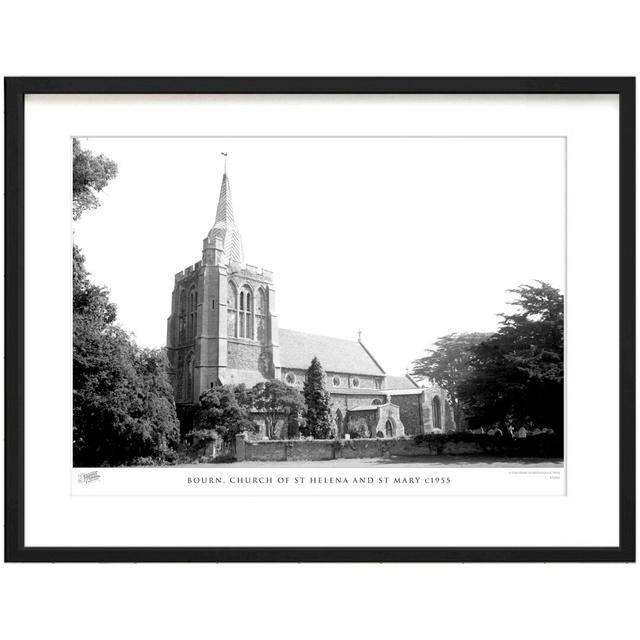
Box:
[73,138,118,220]
[73,140,180,466]
[73,248,180,465]
[253,380,306,439]
[411,332,490,429]
[458,282,564,434]
[194,384,257,444]
[303,357,334,439]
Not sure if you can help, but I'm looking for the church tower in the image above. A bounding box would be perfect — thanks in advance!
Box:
[167,164,280,425]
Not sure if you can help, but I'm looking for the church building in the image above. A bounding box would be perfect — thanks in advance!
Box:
[166,167,454,439]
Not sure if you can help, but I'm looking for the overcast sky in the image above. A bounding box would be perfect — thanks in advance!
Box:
[73,137,565,375]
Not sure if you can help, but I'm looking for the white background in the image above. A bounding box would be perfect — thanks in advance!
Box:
[27,94,609,541]
[1,2,638,640]
[73,135,565,374]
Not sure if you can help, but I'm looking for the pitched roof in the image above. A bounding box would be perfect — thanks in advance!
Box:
[348,405,380,411]
[279,329,385,376]
[385,374,420,390]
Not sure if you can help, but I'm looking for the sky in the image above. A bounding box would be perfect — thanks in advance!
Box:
[73,136,565,375]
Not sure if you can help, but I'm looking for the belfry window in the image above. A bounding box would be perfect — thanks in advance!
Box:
[188,287,197,339]
[178,289,186,343]
[239,286,253,339]
[227,281,238,338]
[256,288,267,344]
[239,291,245,338]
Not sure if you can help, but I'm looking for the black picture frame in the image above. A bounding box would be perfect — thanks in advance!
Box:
[4,77,635,563]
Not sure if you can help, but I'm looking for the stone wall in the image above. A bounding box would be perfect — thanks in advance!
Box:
[242,438,335,462]
[227,341,274,378]
[234,433,562,462]
[391,395,422,435]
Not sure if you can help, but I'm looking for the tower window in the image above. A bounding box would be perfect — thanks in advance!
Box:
[239,285,253,339]
[227,281,238,337]
[256,288,267,344]
[188,287,197,339]
[352,377,360,388]
[178,289,187,344]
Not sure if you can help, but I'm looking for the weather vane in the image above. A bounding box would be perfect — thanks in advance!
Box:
[221,151,228,172]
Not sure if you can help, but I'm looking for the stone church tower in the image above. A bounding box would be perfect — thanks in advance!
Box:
[166,169,280,420]
[168,164,455,437]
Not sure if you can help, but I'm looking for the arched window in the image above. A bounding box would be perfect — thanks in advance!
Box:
[385,419,394,438]
[432,396,442,430]
[227,281,238,337]
[176,351,184,398]
[246,291,252,339]
[194,291,198,337]
[188,287,196,339]
[185,353,194,401]
[256,288,267,344]
[239,285,253,339]
[178,289,187,343]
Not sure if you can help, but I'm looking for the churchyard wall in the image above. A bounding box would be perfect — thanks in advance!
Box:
[235,432,562,462]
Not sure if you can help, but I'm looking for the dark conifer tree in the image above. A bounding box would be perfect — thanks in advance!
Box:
[303,357,334,439]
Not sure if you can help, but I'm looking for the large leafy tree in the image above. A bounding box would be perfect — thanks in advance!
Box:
[73,140,180,466]
[194,384,257,444]
[411,332,490,429]
[458,282,564,433]
[73,138,118,220]
[303,357,334,439]
[253,380,306,439]
[73,248,180,465]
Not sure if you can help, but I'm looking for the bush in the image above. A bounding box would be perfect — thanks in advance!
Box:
[346,422,368,439]
[413,431,562,458]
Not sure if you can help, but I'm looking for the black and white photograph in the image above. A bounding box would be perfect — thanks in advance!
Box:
[5,78,632,564]
[72,136,565,474]
[2,3,638,639]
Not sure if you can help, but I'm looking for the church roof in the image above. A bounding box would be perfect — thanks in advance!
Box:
[385,374,420,390]
[348,405,380,412]
[279,329,385,376]
[208,171,244,263]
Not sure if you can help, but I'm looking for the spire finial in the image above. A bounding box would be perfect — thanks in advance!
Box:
[221,151,228,173]
[357,329,362,342]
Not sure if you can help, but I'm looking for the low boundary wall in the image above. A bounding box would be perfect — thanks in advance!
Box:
[235,434,561,462]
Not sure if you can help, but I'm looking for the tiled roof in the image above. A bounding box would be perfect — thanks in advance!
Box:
[279,329,385,376]
[349,404,381,411]
[385,374,419,390]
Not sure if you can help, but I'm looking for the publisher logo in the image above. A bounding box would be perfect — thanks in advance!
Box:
[78,470,101,484]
